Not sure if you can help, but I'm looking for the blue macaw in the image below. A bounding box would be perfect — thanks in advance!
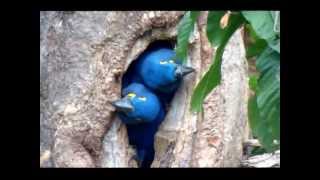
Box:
[113,43,195,167]
[136,47,195,95]
[113,83,162,124]
[112,83,165,167]
[122,47,194,105]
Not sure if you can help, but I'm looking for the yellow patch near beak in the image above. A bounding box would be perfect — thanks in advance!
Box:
[127,93,136,99]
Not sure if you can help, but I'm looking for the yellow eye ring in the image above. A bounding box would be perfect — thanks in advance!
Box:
[127,93,136,99]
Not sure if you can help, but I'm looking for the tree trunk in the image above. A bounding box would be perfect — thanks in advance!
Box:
[40,11,249,167]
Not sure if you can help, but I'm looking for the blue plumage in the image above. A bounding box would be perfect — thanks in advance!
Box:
[136,47,194,95]
[112,83,165,167]
[126,105,165,167]
[118,83,162,124]
[122,46,194,105]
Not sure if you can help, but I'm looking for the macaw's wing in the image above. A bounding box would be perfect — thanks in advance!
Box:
[126,106,165,168]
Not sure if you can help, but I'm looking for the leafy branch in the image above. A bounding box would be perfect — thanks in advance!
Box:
[175,11,280,152]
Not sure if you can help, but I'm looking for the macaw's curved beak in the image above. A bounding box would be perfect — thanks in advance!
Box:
[112,97,134,113]
[175,65,195,79]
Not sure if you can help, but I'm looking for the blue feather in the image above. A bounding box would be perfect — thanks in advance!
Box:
[136,48,180,94]
[126,105,165,167]
[114,83,166,167]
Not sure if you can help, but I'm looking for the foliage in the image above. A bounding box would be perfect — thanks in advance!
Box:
[175,11,200,63]
[190,11,245,112]
[175,11,280,152]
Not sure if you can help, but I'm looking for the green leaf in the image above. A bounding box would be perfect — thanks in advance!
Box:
[242,11,275,40]
[251,146,267,155]
[248,94,279,152]
[249,75,259,91]
[253,47,280,152]
[175,11,200,63]
[246,39,268,58]
[190,12,245,112]
[206,11,245,47]
[248,95,261,137]
[242,11,280,53]
[256,46,280,73]
[190,44,223,112]
[245,24,268,58]
[206,11,226,46]
[266,36,280,53]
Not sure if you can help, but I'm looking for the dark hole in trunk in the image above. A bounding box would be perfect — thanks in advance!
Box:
[119,40,177,167]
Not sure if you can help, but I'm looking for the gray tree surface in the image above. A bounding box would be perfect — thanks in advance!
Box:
[40,11,249,167]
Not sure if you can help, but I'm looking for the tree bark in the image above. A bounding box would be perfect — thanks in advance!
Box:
[40,11,249,167]
[241,150,280,168]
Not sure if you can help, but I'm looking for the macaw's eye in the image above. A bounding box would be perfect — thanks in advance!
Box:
[159,60,168,64]
[138,96,147,101]
[169,60,175,64]
[127,93,136,99]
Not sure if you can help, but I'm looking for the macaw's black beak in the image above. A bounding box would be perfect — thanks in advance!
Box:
[112,97,134,113]
[175,65,195,79]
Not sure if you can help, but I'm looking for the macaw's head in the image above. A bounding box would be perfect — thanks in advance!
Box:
[112,83,161,124]
[139,48,195,90]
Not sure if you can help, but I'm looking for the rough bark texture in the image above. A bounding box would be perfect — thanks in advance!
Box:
[40,11,249,167]
[241,150,280,168]
[152,14,249,167]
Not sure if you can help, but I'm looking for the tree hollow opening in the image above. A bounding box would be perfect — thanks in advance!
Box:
[119,39,179,167]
